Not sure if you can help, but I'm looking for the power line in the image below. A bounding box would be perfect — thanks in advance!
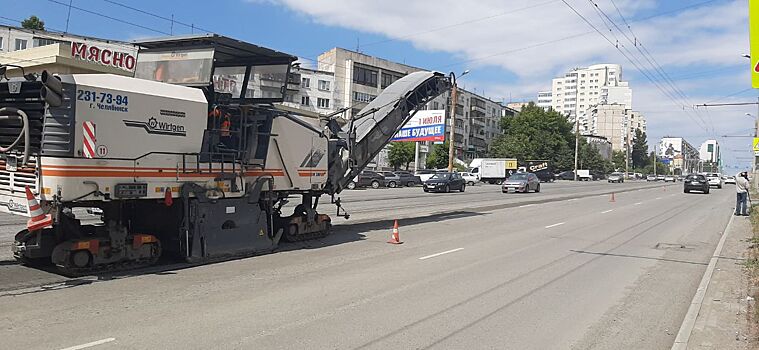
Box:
[703,88,756,104]
[101,0,214,34]
[46,0,171,35]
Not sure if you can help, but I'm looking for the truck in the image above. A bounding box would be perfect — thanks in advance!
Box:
[0,34,450,274]
[518,160,554,182]
[469,158,518,184]
[577,169,593,181]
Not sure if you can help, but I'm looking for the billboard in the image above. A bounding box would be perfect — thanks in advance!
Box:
[391,110,446,142]
[659,137,683,160]
[751,0,759,88]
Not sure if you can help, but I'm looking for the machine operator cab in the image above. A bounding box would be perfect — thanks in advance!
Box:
[133,34,298,165]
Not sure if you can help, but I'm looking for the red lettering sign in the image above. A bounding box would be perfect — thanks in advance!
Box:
[70,41,136,72]
[755,61,759,73]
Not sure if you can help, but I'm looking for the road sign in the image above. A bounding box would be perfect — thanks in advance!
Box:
[753,137,759,152]
[751,0,759,88]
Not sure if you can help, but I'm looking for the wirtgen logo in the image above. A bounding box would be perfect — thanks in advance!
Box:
[0,198,28,213]
[123,117,186,137]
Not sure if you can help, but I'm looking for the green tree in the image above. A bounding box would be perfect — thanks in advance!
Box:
[425,141,450,169]
[489,102,576,171]
[578,140,612,173]
[388,142,415,170]
[21,16,45,30]
[611,150,626,171]
[631,129,648,169]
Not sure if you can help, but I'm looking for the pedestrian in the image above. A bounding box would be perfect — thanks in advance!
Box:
[735,171,750,216]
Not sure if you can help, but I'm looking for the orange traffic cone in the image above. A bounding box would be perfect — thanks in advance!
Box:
[388,220,403,244]
[25,186,52,231]
[609,192,616,202]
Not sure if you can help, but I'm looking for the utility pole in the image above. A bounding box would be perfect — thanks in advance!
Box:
[653,153,657,177]
[573,115,579,181]
[625,117,630,179]
[447,71,469,172]
[447,77,458,172]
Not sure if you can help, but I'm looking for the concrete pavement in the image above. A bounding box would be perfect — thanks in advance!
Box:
[0,181,735,349]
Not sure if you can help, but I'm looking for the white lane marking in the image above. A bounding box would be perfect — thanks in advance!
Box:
[655,197,662,200]
[634,202,643,205]
[419,248,464,260]
[545,222,565,229]
[59,338,116,350]
[601,209,613,214]
[567,198,578,202]
[519,204,535,208]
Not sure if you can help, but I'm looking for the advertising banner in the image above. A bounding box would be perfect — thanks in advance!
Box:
[391,110,446,142]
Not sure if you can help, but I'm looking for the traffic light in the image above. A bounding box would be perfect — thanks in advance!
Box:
[40,70,62,107]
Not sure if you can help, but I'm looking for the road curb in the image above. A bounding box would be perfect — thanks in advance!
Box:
[670,212,735,350]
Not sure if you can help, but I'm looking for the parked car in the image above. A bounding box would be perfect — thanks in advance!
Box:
[705,173,722,189]
[502,172,540,193]
[683,174,710,194]
[423,172,466,193]
[664,175,676,182]
[459,172,479,186]
[724,176,736,184]
[590,171,605,181]
[346,170,385,190]
[556,171,576,180]
[607,172,624,183]
[657,175,665,181]
[416,169,441,183]
[646,175,657,182]
[393,171,423,187]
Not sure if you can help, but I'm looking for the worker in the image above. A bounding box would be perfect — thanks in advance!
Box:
[735,171,750,216]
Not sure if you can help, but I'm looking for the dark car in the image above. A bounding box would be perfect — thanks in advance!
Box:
[346,170,385,190]
[683,174,709,194]
[423,172,466,193]
[556,171,575,180]
[590,171,605,180]
[502,172,540,193]
[390,170,423,187]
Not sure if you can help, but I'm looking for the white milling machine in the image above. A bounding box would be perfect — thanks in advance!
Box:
[0,35,449,274]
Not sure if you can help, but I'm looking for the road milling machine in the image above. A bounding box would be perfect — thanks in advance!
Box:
[0,34,449,274]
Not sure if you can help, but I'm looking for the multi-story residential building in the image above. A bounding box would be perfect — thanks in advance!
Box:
[586,104,646,154]
[537,64,631,134]
[658,137,700,174]
[280,66,337,115]
[0,24,138,77]
[699,139,720,163]
[315,47,508,169]
[584,135,613,160]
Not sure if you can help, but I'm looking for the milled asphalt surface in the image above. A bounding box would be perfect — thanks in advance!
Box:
[0,180,735,349]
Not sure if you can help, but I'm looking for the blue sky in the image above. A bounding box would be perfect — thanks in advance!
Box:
[1,0,756,171]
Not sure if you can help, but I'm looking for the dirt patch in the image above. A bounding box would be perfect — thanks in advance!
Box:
[746,205,759,345]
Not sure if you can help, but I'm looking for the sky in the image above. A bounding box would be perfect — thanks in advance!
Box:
[1,0,756,172]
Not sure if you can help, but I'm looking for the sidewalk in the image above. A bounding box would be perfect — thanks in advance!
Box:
[674,214,754,349]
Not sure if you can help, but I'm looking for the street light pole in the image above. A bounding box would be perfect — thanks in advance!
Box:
[447,70,468,172]
[573,115,579,181]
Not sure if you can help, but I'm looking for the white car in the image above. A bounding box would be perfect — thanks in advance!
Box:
[704,173,722,188]
[724,176,736,184]
[459,172,479,185]
[415,169,440,183]
[663,175,675,182]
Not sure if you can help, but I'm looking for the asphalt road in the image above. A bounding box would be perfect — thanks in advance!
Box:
[0,180,735,349]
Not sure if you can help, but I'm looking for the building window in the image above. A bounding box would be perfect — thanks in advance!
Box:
[301,77,310,88]
[33,38,58,47]
[353,65,378,87]
[284,93,294,102]
[0,37,4,50]
[317,80,330,91]
[381,73,397,89]
[433,101,439,109]
[14,39,27,51]
[353,91,376,103]
[301,96,310,106]
[317,98,330,109]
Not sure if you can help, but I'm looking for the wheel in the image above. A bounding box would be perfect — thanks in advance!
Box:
[718,185,722,189]
[371,180,380,189]
[684,189,689,193]
[460,184,466,192]
[705,189,710,194]
[468,181,474,186]
[407,181,415,187]
[388,181,397,188]
[535,184,540,193]
[346,182,356,190]
[423,188,429,192]
[502,190,508,193]
[444,185,450,193]
[70,250,92,269]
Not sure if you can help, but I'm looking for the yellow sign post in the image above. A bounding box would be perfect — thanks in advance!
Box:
[753,137,759,155]
[752,0,759,88]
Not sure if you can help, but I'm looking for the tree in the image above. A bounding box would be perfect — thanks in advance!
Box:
[631,129,648,169]
[21,16,45,30]
[425,141,450,169]
[489,102,576,171]
[611,150,626,171]
[388,142,415,170]
[578,141,612,173]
